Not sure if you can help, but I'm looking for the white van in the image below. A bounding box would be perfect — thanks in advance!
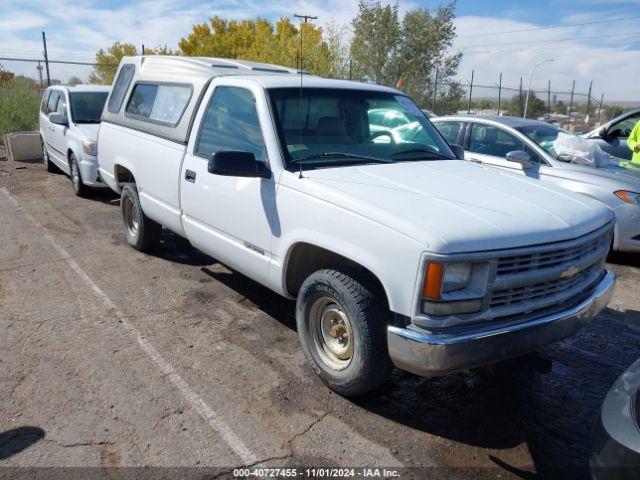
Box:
[98,56,615,396]
[39,85,110,196]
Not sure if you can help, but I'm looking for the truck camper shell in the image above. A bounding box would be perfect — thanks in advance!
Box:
[101,56,308,143]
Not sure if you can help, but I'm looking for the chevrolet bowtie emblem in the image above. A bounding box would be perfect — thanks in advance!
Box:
[560,265,581,279]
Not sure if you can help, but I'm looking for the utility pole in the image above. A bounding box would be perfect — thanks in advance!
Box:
[519,77,523,116]
[547,79,551,117]
[293,13,318,71]
[36,61,44,87]
[293,13,317,168]
[497,72,502,115]
[141,43,145,55]
[432,68,438,112]
[467,69,474,114]
[568,80,576,124]
[586,80,593,121]
[41,31,51,86]
[597,93,604,124]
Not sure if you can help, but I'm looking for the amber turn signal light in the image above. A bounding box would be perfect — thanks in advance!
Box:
[422,262,444,300]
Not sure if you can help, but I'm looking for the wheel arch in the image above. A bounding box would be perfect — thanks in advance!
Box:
[114,163,136,187]
[282,242,392,312]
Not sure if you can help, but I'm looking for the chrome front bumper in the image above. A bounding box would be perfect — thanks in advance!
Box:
[387,270,615,377]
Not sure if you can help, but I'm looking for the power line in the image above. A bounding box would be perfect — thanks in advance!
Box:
[458,30,640,50]
[464,36,640,55]
[458,14,640,39]
[0,56,116,67]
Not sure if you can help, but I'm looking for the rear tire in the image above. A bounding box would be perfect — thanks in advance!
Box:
[296,268,393,397]
[69,153,89,197]
[120,183,161,252]
[42,143,56,173]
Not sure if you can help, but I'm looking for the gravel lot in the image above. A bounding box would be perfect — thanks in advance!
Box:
[1,150,639,479]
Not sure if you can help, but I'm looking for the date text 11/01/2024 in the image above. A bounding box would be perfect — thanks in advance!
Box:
[232,468,401,477]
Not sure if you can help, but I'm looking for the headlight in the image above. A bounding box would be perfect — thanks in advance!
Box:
[615,191,640,204]
[420,261,490,316]
[83,140,97,156]
[442,262,472,293]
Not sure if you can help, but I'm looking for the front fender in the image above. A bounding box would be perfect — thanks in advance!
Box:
[275,225,423,317]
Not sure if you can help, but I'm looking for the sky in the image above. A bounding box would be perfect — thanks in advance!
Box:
[1,0,639,102]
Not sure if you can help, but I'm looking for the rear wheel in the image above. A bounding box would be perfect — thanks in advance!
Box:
[69,153,89,197]
[296,268,393,396]
[120,183,161,252]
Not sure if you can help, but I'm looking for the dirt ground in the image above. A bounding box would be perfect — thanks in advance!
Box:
[1,152,639,479]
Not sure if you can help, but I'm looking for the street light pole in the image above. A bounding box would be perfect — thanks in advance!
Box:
[523,58,553,118]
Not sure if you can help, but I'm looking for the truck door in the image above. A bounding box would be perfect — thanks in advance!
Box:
[180,82,277,285]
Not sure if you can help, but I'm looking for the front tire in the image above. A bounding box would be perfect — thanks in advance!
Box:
[296,268,393,397]
[42,143,56,173]
[69,153,89,197]
[120,183,161,252]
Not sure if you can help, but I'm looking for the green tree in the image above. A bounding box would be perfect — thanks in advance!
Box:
[555,100,567,115]
[350,1,400,85]
[394,2,461,109]
[507,91,545,118]
[67,76,83,86]
[89,42,137,85]
[90,42,181,85]
[349,1,462,112]
[179,16,338,77]
[605,105,625,118]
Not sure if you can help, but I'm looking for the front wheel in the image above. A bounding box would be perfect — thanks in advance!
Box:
[69,153,89,197]
[296,269,393,396]
[42,143,56,173]
[120,183,161,252]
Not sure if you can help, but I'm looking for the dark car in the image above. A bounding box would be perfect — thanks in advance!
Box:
[591,357,640,479]
[584,108,640,160]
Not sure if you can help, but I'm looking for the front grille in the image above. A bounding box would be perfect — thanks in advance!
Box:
[497,231,609,275]
[488,224,612,321]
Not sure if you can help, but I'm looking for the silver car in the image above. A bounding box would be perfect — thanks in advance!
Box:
[584,108,640,160]
[432,115,640,253]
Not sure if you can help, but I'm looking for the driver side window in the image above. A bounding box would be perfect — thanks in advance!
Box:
[468,123,541,163]
[608,114,640,138]
[196,86,266,161]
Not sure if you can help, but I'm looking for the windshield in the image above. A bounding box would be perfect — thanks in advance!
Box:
[69,92,108,124]
[516,124,568,160]
[268,88,455,170]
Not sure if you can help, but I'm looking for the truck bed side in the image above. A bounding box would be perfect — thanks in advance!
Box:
[98,121,188,236]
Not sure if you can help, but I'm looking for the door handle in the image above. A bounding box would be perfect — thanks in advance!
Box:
[185,170,196,183]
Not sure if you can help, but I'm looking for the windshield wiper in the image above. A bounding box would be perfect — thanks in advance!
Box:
[391,147,455,160]
[293,152,393,165]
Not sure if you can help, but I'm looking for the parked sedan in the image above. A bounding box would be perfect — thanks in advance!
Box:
[584,108,640,160]
[591,357,640,479]
[432,115,640,253]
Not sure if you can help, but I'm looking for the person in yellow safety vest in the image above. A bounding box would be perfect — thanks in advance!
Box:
[626,119,640,167]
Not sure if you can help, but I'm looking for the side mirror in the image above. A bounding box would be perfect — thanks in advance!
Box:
[598,126,608,138]
[506,150,534,169]
[208,151,271,179]
[48,112,67,126]
[450,144,465,160]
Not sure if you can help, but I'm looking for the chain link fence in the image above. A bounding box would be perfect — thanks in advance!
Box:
[0,54,631,140]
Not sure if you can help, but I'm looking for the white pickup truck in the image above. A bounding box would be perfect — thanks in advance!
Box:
[98,56,616,396]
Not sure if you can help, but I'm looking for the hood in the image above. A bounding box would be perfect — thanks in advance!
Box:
[294,160,613,254]
[74,123,99,141]
[554,159,640,188]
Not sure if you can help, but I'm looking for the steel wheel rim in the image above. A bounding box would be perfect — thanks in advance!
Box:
[71,160,80,190]
[122,196,140,238]
[309,296,354,370]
